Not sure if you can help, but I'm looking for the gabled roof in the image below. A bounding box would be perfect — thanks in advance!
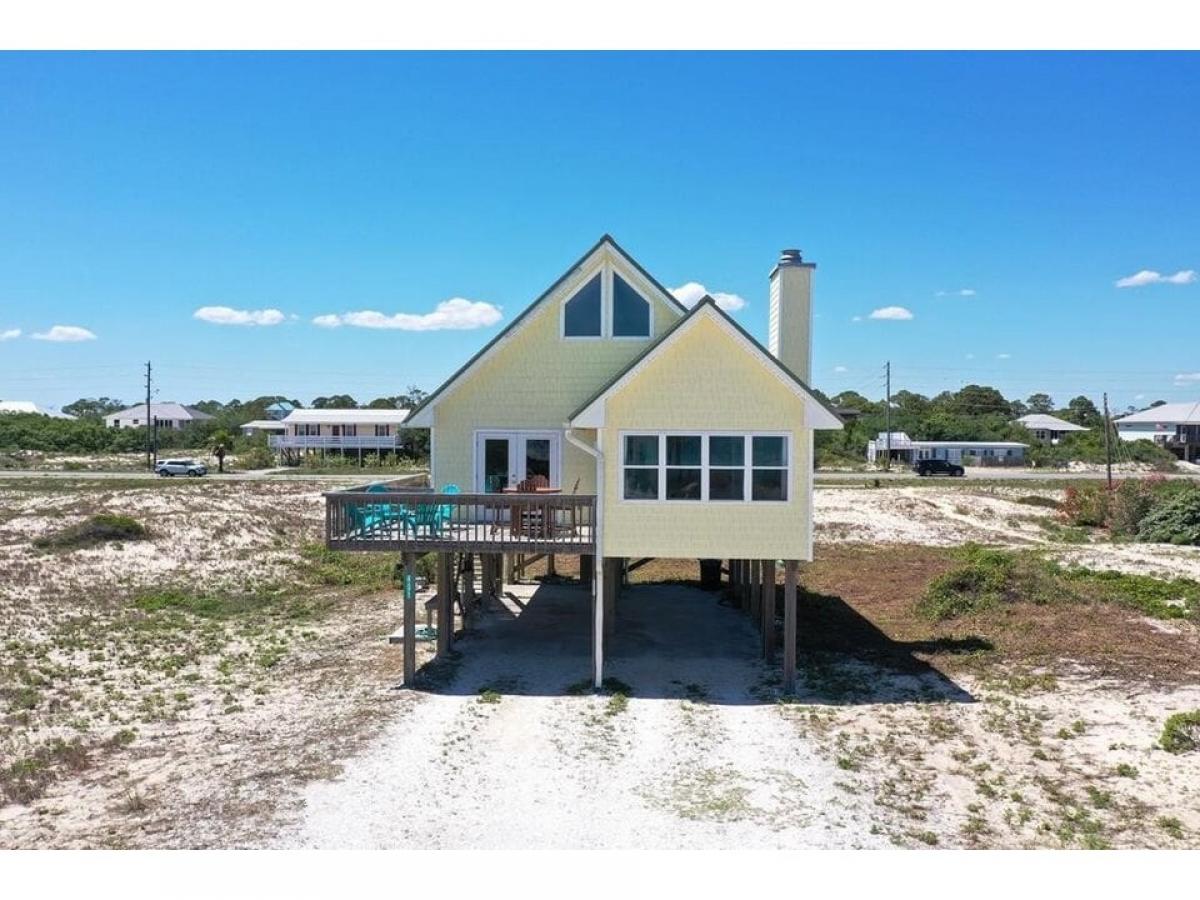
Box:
[240,419,287,430]
[106,403,213,421]
[1014,413,1088,432]
[1115,401,1200,425]
[0,400,75,419]
[567,298,843,430]
[283,408,411,425]
[405,235,688,427]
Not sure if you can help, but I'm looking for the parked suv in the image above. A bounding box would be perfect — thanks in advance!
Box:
[912,459,965,478]
[155,458,207,477]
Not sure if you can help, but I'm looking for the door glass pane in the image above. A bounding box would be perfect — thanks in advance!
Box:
[483,438,510,492]
[666,435,701,466]
[624,434,658,466]
[709,435,744,466]
[524,439,551,482]
[612,273,650,337]
[709,469,744,500]
[564,273,603,336]
[666,468,702,500]
[624,468,658,500]
[752,436,786,467]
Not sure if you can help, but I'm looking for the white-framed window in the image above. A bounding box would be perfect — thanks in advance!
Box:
[562,265,652,340]
[620,432,791,503]
[374,424,391,437]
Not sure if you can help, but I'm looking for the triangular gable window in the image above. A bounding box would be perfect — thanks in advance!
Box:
[563,272,603,337]
[612,273,650,337]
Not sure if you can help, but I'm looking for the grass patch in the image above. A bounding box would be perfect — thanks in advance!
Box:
[1157,815,1185,839]
[1,737,91,805]
[33,514,147,551]
[297,543,397,589]
[1159,710,1200,754]
[477,689,502,705]
[917,544,1199,622]
[1114,763,1139,778]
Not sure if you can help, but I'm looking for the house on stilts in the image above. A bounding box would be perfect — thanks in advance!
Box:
[323,236,842,690]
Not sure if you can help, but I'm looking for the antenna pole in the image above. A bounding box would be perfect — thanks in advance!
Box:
[1103,392,1113,490]
[884,361,892,471]
[145,361,153,471]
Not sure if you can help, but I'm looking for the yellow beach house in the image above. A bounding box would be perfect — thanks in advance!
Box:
[324,236,842,690]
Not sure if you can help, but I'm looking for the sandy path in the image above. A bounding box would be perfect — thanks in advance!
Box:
[277,583,890,849]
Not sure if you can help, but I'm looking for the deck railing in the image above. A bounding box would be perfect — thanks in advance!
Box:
[324,488,597,554]
[271,434,403,450]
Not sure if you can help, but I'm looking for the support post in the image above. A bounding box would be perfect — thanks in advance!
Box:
[733,559,745,609]
[592,553,604,689]
[579,554,593,589]
[603,557,618,638]
[783,559,798,694]
[481,552,495,600]
[437,552,453,656]
[749,559,761,625]
[761,559,776,660]
[462,553,476,629]
[402,551,417,685]
[502,553,514,587]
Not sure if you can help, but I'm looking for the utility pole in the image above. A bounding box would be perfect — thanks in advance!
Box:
[145,361,153,471]
[884,360,892,471]
[1103,392,1113,490]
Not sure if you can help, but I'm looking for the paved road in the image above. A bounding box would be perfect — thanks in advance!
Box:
[0,467,1193,484]
[0,469,424,484]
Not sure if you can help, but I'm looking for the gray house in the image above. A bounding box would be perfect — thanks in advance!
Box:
[105,402,214,430]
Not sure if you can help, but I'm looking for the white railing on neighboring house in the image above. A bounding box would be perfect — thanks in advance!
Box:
[270,434,403,450]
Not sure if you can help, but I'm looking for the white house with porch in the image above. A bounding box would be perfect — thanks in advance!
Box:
[1013,413,1088,445]
[270,408,412,462]
[867,431,1027,466]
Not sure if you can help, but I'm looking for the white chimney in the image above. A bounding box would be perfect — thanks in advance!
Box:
[768,248,814,382]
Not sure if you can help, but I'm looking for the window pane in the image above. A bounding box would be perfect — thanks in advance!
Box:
[666,435,701,466]
[709,435,744,467]
[665,468,702,500]
[612,273,650,337]
[709,468,744,501]
[564,273,603,336]
[752,435,786,467]
[625,434,658,466]
[624,468,658,500]
[525,439,550,480]
[751,469,787,501]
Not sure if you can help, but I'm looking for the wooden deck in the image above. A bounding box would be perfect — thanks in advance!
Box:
[324,487,597,554]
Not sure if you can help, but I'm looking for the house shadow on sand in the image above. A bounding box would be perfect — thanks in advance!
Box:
[409,578,980,707]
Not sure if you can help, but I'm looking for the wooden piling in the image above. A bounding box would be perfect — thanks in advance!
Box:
[761,559,776,660]
[437,552,453,655]
[402,551,417,685]
[783,559,798,694]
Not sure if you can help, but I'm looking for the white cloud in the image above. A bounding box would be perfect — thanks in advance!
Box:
[867,306,914,321]
[996,352,1012,360]
[193,306,286,326]
[670,281,747,312]
[851,315,863,323]
[833,365,849,373]
[1174,372,1200,384]
[1115,269,1196,288]
[936,288,976,297]
[0,328,20,341]
[313,298,503,332]
[31,325,96,342]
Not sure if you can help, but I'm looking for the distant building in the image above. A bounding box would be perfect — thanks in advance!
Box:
[0,400,75,420]
[270,408,412,462]
[1114,402,1200,462]
[239,419,287,437]
[867,431,1027,467]
[1013,413,1088,445]
[264,400,296,420]
[105,403,214,430]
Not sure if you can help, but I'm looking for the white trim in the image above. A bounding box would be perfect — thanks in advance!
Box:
[471,429,563,492]
[618,429,792,505]
[570,304,842,430]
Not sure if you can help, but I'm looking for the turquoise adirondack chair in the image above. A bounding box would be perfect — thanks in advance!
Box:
[400,484,460,538]
[351,483,407,534]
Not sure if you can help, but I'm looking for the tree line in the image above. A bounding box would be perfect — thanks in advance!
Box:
[814,384,1174,467]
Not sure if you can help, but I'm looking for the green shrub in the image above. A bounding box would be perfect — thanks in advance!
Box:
[1108,479,1157,538]
[33,514,147,550]
[1160,710,1200,754]
[1059,485,1109,528]
[237,445,275,470]
[1056,566,1199,620]
[1137,486,1200,546]
[918,545,1038,620]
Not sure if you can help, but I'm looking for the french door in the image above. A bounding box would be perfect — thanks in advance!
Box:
[474,431,561,493]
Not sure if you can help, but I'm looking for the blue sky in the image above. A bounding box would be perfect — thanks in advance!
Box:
[0,52,1197,412]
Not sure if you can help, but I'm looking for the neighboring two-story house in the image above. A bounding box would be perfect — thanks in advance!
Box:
[326,236,842,689]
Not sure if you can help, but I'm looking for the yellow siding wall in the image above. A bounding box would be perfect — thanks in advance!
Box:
[431,248,679,491]
[600,314,812,560]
